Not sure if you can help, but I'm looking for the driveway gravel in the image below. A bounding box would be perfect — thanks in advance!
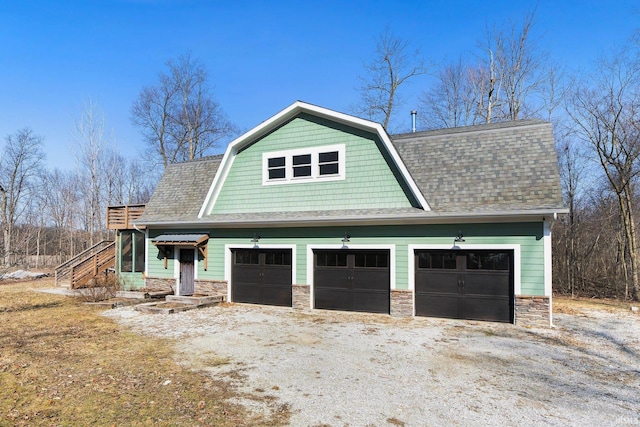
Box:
[104,301,640,426]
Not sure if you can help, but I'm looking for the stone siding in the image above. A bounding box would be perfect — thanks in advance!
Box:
[515,296,551,328]
[144,277,175,293]
[390,289,414,318]
[195,279,228,296]
[292,284,311,310]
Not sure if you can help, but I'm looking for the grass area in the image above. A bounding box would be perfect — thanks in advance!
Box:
[554,294,639,314]
[0,279,289,426]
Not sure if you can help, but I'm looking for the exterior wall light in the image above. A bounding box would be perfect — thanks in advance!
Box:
[453,231,465,247]
[251,233,261,248]
[341,232,351,248]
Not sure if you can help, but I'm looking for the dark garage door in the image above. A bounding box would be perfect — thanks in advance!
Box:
[231,249,292,307]
[415,250,514,323]
[314,250,390,314]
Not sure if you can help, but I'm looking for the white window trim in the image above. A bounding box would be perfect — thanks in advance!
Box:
[306,244,397,310]
[224,244,297,303]
[144,229,149,277]
[262,144,345,185]
[407,244,521,295]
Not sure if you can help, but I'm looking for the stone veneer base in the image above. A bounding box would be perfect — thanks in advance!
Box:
[194,279,228,296]
[144,278,551,327]
[390,289,414,317]
[144,277,175,293]
[292,284,311,310]
[515,296,551,328]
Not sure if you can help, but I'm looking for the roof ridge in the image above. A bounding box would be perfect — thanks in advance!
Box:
[391,119,549,141]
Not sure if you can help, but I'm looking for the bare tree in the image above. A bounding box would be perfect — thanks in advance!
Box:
[131,52,236,168]
[73,100,113,245]
[567,47,640,301]
[102,151,154,206]
[42,168,81,261]
[0,128,45,266]
[355,29,429,130]
[422,12,549,128]
[465,11,548,123]
[472,38,501,123]
[419,58,480,129]
[493,12,546,120]
[556,133,588,297]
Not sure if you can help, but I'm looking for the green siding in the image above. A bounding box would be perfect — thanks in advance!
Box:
[118,272,145,290]
[210,114,414,214]
[146,230,177,279]
[145,222,546,296]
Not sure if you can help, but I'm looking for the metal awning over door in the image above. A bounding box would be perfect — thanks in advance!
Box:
[313,249,390,314]
[414,250,514,323]
[151,234,209,270]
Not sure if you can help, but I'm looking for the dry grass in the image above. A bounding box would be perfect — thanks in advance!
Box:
[554,295,639,314]
[0,279,289,426]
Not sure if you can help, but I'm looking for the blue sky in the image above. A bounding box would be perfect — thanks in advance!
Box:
[0,0,637,170]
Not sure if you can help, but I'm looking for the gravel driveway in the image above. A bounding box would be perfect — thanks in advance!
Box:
[104,301,640,426]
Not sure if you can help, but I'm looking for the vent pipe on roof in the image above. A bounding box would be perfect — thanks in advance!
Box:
[411,110,417,132]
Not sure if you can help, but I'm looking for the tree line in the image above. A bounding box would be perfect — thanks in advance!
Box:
[0,53,237,270]
[2,12,638,302]
[355,13,640,301]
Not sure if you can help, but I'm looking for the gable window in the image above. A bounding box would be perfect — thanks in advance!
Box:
[319,151,339,176]
[268,157,286,180]
[263,144,345,185]
[293,154,312,177]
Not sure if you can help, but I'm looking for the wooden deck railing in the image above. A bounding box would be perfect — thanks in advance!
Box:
[68,242,116,288]
[107,204,146,230]
[55,240,116,288]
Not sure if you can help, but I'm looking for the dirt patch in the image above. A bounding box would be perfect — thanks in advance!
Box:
[105,299,640,426]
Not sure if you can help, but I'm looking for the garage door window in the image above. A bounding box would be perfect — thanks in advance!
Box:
[466,252,509,270]
[316,251,348,267]
[355,252,388,268]
[265,250,291,265]
[235,251,259,264]
[417,252,457,269]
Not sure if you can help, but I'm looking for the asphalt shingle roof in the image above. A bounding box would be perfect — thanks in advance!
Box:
[392,120,564,213]
[137,120,565,226]
[137,155,222,224]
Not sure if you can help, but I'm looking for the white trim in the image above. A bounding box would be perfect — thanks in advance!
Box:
[262,144,346,185]
[543,220,553,326]
[407,244,521,295]
[543,221,552,297]
[224,244,297,303]
[144,229,149,277]
[198,101,430,217]
[306,244,397,310]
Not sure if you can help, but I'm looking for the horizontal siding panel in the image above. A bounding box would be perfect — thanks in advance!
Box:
[211,115,414,214]
[144,222,546,295]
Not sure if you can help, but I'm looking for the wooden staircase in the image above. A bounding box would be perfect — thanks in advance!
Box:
[55,240,116,289]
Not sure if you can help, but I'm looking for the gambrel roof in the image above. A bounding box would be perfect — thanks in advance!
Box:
[392,119,565,213]
[137,102,566,227]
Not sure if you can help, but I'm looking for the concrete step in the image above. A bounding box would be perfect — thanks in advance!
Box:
[165,294,225,305]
